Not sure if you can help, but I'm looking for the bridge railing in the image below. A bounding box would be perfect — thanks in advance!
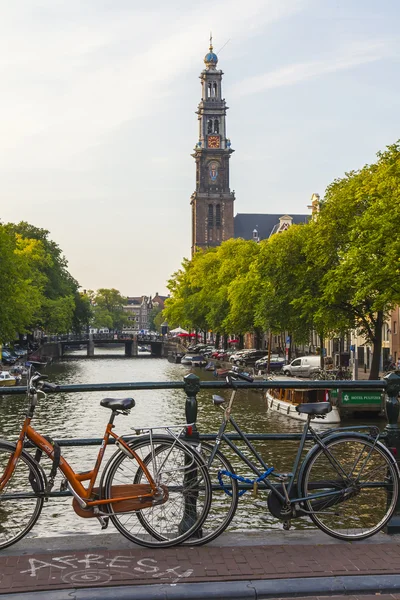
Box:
[2,372,400,533]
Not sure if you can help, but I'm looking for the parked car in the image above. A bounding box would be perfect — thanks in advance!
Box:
[1,350,17,365]
[202,347,216,358]
[281,355,321,378]
[255,355,286,371]
[235,350,269,366]
[229,350,250,363]
[216,350,232,361]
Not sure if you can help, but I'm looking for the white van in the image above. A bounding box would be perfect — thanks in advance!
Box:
[282,356,321,378]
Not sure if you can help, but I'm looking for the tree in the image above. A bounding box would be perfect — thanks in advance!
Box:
[165,239,260,344]
[4,221,79,336]
[92,289,128,331]
[309,141,400,378]
[5,222,78,299]
[0,226,44,342]
[72,291,93,334]
[149,305,163,332]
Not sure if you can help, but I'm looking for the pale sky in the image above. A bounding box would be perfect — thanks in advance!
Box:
[1,1,399,296]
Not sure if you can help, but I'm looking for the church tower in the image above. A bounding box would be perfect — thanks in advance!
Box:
[190,39,235,255]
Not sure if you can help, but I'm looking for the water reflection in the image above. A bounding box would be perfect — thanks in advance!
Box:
[0,349,387,539]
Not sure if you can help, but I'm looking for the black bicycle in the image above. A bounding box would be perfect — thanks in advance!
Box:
[186,370,400,545]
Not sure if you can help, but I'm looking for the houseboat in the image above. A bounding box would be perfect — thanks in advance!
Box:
[266,386,341,424]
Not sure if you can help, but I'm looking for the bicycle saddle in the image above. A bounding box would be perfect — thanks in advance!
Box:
[212,395,226,405]
[296,402,331,415]
[100,398,135,411]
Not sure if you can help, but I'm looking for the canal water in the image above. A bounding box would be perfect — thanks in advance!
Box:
[0,347,388,539]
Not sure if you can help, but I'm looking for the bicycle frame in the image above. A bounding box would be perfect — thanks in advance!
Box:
[207,385,381,508]
[0,408,158,509]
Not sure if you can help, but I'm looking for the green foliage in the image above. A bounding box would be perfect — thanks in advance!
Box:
[165,239,260,336]
[72,292,93,334]
[0,226,43,341]
[149,305,162,332]
[5,222,78,299]
[91,288,128,331]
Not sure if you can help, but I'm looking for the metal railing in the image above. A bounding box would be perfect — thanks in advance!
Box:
[2,372,400,532]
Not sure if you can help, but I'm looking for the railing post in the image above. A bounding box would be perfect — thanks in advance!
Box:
[178,373,201,536]
[183,373,200,441]
[383,371,400,533]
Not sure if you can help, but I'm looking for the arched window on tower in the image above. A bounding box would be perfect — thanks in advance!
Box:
[214,119,219,134]
[207,119,213,134]
[207,82,212,98]
[213,82,218,97]
[208,204,214,227]
[216,204,221,227]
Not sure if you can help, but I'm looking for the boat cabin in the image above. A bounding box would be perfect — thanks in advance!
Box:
[269,388,329,405]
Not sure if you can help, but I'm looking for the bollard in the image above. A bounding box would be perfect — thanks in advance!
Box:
[383,371,400,534]
[179,373,201,536]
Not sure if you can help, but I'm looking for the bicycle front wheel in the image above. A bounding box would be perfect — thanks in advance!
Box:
[300,434,399,540]
[104,435,212,548]
[0,442,45,549]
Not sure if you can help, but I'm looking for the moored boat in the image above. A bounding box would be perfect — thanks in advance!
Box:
[181,354,207,366]
[0,371,19,387]
[167,352,184,364]
[266,386,340,424]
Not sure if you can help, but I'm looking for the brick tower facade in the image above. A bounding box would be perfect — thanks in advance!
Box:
[190,40,235,255]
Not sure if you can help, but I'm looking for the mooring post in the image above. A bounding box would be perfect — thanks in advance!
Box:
[179,373,201,536]
[383,371,400,533]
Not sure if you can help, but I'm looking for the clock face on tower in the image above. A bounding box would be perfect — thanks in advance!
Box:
[208,135,220,149]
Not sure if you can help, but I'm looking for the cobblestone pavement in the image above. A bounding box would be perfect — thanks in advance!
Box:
[1,540,400,596]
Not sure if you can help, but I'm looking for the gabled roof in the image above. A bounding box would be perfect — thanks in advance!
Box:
[234,213,309,241]
[126,296,145,306]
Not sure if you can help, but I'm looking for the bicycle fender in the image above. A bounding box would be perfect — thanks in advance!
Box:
[0,439,47,489]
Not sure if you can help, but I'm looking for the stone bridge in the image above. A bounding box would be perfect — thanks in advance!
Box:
[30,334,183,360]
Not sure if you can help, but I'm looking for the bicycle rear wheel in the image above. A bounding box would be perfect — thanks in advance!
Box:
[0,442,45,549]
[300,434,399,540]
[104,435,211,548]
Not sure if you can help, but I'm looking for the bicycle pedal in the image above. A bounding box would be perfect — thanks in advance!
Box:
[283,521,291,530]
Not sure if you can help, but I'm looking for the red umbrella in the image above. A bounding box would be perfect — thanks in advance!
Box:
[177,332,189,337]
[228,339,239,344]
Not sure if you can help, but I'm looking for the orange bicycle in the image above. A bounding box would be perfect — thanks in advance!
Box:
[0,369,211,549]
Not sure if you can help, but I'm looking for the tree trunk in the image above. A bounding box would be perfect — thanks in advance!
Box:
[215,332,220,348]
[239,334,244,350]
[369,310,383,380]
[319,332,325,369]
[254,328,261,350]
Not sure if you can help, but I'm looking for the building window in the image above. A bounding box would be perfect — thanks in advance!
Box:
[214,119,219,134]
[207,119,212,134]
[216,204,221,227]
[208,204,214,227]
[394,321,398,335]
